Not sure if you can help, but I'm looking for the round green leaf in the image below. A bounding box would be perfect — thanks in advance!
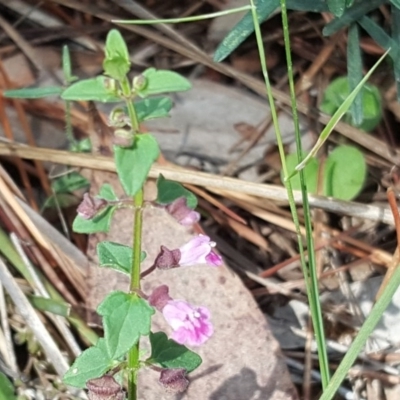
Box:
[320,77,382,132]
[137,68,191,97]
[323,145,366,200]
[284,152,319,194]
[156,174,197,209]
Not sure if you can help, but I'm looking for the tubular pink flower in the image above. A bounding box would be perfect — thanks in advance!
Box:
[162,300,213,346]
[165,197,200,226]
[179,235,222,267]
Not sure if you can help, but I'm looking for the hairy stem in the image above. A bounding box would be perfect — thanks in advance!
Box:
[120,76,142,400]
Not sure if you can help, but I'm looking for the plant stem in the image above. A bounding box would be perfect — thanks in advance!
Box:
[279,0,330,388]
[120,76,143,400]
[131,189,144,291]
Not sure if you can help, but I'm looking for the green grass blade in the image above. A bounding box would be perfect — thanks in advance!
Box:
[327,0,347,17]
[213,0,327,63]
[279,0,330,388]
[293,50,388,174]
[358,15,400,58]
[391,4,400,102]
[323,0,386,37]
[214,0,279,63]
[347,23,364,126]
[114,6,252,24]
[320,263,400,400]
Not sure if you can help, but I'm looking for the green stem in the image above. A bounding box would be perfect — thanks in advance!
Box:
[131,189,144,291]
[119,76,142,400]
[279,0,330,388]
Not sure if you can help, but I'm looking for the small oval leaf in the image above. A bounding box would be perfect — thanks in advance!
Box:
[62,76,120,102]
[137,68,191,96]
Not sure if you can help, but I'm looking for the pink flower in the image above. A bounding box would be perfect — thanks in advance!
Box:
[165,197,200,226]
[162,300,213,346]
[179,235,222,267]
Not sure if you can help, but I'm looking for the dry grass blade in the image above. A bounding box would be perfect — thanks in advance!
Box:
[0,141,394,225]
[0,257,70,377]
[0,173,83,304]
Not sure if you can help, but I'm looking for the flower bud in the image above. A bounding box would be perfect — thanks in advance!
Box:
[159,368,189,394]
[113,129,134,147]
[87,375,125,400]
[103,77,117,93]
[77,193,108,220]
[109,107,129,128]
[132,74,147,91]
[165,197,200,226]
[153,245,181,270]
[148,285,172,311]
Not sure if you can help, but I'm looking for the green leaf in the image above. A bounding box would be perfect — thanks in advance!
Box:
[137,68,191,97]
[51,172,90,194]
[320,76,382,132]
[213,0,278,63]
[391,4,400,102]
[323,0,386,37]
[43,193,80,209]
[285,146,367,201]
[358,15,400,67]
[97,241,132,275]
[284,153,319,194]
[148,332,202,373]
[98,184,119,201]
[392,0,400,9]
[70,137,92,153]
[213,0,327,62]
[103,29,131,81]
[0,372,17,400]
[156,174,197,209]
[97,241,146,275]
[29,295,70,317]
[135,97,173,122]
[97,291,154,360]
[114,134,159,196]
[327,0,352,17]
[73,206,116,233]
[324,145,366,200]
[347,23,364,126]
[63,339,113,388]
[3,86,63,99]
[61,76,121,102]
[72,184,118,233]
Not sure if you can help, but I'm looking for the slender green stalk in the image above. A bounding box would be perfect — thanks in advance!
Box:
[119,77,143,400]
[320,262,400,400]
[279,0,330,388]
[131,189,144,291]
[114,5,252,24]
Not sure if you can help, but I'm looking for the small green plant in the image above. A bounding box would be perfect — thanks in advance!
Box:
[284,145,367,200]
[5,29,222,399]
[320,77,382,132]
